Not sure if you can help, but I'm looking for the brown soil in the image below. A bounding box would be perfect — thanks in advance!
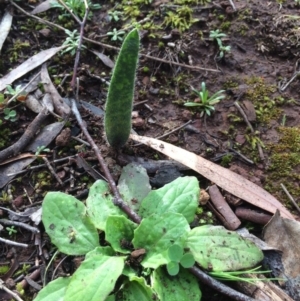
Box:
[0,0,300,300]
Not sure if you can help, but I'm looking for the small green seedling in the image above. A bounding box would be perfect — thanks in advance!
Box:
[209,29,231,58]
[4,85,22,97]
[61,29,86,56]
[6,226,17,236]
[108,10,122,22]
[107,28,126,41]
[184,82,225,117]
[167,244,195,276]
[35,146,51,156]
[3,108,17,122]
[51,0,101,18]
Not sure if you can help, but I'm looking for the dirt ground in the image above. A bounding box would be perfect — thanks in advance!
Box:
[0,0,300,300]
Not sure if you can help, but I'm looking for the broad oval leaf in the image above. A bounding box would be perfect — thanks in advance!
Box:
[139,176,199,223]
[167,261,180,276]
[64,255,124,301]
[152,267,201,301]
[168,244,183,262]
[180,253,195,268]
[33,277,70,301]
[42,192,99,255]
[186,225,264,271]
[106,215,137,254]
[116,276,155,301]
[118,163,151,212]
[133,212,190,269]
[85,246,115,259]
[86,180,125,230]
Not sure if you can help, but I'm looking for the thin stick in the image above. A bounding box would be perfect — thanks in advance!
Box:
[0,280,24,301]
[0,237,28,248]
[71,99,142,224]
[189,266,256,301]
[281,183,300,214]
[56,0,81,24]
[70,5,89,90]
[228,0,237,11]
[0,219,40,233]
[234,101,264,160]
[42,157,63,186]
[7,156,76,177]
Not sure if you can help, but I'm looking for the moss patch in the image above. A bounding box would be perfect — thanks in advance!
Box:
[265,127,300,208]
[245,77,281,124]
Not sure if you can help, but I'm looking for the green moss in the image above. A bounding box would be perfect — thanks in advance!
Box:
[223,79,239,89]
[221,154,233,167]
[245,77,281,123]
[220,21,231,31]
[0,265,10,275]
[265,127,300,207]
[0,128,11,148]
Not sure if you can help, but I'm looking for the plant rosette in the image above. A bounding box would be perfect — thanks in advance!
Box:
[36,163,264,301]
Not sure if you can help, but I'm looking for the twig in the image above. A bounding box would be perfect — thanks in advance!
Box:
[229,148,254,165]
[0,108,48,163]
[42,157,63,186]
[234,101,254,132]
[0,219,40,233]
[0,279,24,301]
[71,99,142,224]
[281,183,300,214]
[56,0,81,24]
[228,0,237,11]
[156,120,193,140]
[189,266,256,301]
[234,101,264,160]
[7,155,76,177]
[70,4,89,90]
[0,237,28,248]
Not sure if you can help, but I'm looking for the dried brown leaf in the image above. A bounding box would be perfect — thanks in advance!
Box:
[0,46,64,91]
[130,134,295,220]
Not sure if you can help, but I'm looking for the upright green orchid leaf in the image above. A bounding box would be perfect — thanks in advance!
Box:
[86,180,125,230]
[64,255,125,301]
[104,28,140,148]
[186,225,264,271]
[105,215,137,254]
[42,192,99,255]
[118,163,151,212]
[33,277,71,301]
[116,276,155,301]
[133,212,190,269]
[152,267,201,301]
[139,176,199,223]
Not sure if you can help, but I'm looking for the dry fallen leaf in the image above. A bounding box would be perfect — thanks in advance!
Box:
[90,50,115,69]
[0,10,13,52]
[0,46,64,91]
[41,63,70,117]
[263,210,300,299]
[130,134,294,220]
[31,0,53,14]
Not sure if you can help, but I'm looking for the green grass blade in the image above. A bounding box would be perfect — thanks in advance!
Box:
[104,28,140,148]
